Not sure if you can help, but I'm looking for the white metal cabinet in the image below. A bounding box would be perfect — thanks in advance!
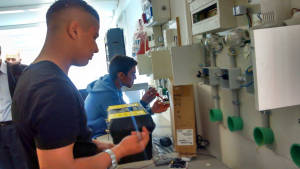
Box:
[253,25,300,111]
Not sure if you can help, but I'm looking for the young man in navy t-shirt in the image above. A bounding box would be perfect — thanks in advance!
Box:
[12,1,150,169]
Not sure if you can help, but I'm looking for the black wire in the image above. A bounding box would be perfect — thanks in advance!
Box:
[246,13,252,28]
[257,13,263,22]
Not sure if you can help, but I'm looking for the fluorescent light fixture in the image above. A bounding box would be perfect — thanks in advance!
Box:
[27,8,47,12]
[0,10,25,14]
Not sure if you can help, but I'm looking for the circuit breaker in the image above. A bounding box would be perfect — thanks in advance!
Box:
[190,0,236,35]
[219,68,241,89]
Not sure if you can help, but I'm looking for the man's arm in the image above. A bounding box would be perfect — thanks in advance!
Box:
[141,87,157,105]
[37,127,150,169]
[92,140,114,151]
[140,88,170,114]
[37,143,113,169]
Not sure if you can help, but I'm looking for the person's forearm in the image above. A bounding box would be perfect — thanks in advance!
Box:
[74,152,111,169]
[74,145,126,169]
[140,100,149,107]
[140,100,154,115]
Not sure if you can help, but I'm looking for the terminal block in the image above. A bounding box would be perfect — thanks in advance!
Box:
[219,68,241,89]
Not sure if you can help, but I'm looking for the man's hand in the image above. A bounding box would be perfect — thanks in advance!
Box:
[141,87,157,105]
[151,100,170,113]
[114,127,149,157]
[92,140,115,151]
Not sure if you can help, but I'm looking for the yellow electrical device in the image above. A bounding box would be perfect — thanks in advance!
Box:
[107,102,156,164]
[107,103,147,122]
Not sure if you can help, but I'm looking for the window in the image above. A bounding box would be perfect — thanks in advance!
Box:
[0,15,113,89]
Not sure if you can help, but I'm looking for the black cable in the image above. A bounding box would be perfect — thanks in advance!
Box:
[246,12,252,28]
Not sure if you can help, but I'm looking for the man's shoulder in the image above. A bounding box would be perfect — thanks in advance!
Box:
[91,89,118,97]
[85,90,119,107]
[16,62,72,96]
[21,61,66,81]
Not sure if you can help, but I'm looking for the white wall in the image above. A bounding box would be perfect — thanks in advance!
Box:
[292,0,300,8]
[112,0,143,57]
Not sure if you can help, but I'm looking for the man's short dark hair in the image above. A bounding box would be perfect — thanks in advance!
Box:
[46,0,99,24]
[109,56,138,80]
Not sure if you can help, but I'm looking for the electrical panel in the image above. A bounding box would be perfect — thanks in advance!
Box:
[137,53,152,75]
[219,68,241,90]
[189,0,236,35]
[150,49,173,79]
[142,0,170,26]
[163,29,178,48]
[170,44,205,85]
[138,45,205,85]
[105,28,126,61]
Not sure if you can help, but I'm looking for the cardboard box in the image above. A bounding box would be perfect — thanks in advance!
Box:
[168,84,197,156]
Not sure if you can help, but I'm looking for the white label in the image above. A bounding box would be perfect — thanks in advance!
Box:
[176,129,194,146]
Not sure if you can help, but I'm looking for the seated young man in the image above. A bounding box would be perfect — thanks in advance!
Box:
[85,55,169,138]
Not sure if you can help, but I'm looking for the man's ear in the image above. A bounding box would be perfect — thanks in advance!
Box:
[67,21,80,40]
[117,72,126,81]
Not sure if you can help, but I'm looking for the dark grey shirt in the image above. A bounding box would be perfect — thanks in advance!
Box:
[12,61,99,169]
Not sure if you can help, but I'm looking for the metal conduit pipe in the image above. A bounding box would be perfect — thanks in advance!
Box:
[209,51,223,122]
[203,34,223,123]
[227,49,243,131]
